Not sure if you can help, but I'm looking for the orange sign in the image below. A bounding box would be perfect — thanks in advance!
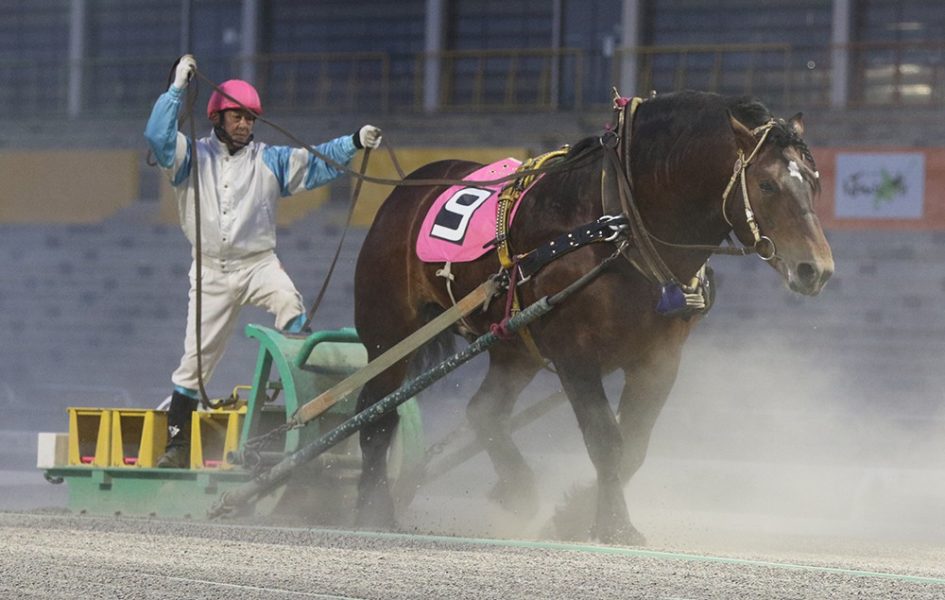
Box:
[813,147,945,230]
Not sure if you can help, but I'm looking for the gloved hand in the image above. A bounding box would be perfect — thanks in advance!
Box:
[357,125,382,149]
[172,54,197,90]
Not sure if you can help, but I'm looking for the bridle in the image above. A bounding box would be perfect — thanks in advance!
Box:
[603,95,792,276]
[594,93,809,315]
[720,120,779,262]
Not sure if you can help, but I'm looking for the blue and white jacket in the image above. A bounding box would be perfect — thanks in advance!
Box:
[144,85,357,266]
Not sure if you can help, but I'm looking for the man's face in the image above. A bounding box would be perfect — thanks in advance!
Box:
[213,109,256,147]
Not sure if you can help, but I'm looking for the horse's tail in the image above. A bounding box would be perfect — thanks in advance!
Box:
[406,305,458,381]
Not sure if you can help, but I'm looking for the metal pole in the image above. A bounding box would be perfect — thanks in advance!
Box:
[208,250,617,519]
[619,0,642,95]
[240,0,259,83]
[209,296,554,518]
[423,0,446,113]
[180,0,192,54]
[550,0,562,110]
[830,0,852,108]
[67,0,87,118]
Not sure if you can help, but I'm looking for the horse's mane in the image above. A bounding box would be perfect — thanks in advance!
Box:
[727,95,817,170]
[566,136,601,160]
[726,95,772,129]
[565,91,816,170]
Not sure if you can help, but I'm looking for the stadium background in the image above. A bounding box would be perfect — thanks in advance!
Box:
[0,1,943,527]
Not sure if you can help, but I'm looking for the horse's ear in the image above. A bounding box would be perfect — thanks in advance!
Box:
[728,114,755,151]
[788,112,805,136]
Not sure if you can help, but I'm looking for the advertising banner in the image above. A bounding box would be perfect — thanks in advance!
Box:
[833,152,925,220]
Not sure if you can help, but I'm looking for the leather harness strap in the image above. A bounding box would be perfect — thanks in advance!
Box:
[515,215,629,281]
[606,94,680,286]
[290,278,498,427]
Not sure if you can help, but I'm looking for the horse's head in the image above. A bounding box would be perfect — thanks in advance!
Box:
[726,113,834,296]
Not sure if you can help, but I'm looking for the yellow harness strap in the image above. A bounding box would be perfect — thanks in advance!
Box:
[495,148,570,269]
[494,148,569,370]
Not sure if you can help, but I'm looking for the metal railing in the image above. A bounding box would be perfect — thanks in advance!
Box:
[0,59,70,115]
[4,42,945,118]
[83,56,180,115]
[621,43,832,109]
[415,47,584,112]
[847,40,945,106]
[249,52,392,114]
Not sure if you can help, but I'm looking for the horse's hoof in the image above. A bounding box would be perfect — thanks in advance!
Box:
[487,478,539,516]
[596,523,647,547]
[354,502,397,531]
[544,517,591,542]
[354,513,397,531]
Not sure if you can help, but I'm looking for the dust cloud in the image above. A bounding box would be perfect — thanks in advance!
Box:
[12,318,943,555]
[402,330,945,553]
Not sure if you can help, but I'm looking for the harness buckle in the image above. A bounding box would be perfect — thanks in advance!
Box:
[597,214,629,242]
[482,233,506,250]
[515,261,533,286]
[599,130,619,149]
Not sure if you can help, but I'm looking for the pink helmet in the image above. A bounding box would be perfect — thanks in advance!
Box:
[207,79,263,118]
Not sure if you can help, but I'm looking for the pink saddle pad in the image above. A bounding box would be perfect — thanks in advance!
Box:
[416,158,522,263]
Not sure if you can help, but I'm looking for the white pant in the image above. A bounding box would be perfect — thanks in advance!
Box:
[171,251,304,391]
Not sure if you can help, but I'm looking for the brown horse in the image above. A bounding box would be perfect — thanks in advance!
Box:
[351,90,834,545]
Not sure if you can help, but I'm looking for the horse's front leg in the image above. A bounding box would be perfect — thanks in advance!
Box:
[557,359,644,546]
[617,352,683,483]
[466,344,541,515]
[354,368,405,530]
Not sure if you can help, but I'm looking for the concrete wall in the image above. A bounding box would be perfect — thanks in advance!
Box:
[0,150,138,223]
[1,117,943,475]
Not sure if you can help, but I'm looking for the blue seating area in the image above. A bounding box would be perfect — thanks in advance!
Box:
[0,205,367,437]
[2,201,943,441]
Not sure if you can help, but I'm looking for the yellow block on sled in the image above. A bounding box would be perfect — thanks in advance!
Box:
[190,407,246,470]
[67,408,112,467]
[109,409,168,468]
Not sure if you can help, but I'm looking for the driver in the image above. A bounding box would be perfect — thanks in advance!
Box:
[143,54,382,468]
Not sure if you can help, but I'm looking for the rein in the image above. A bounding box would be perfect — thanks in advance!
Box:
[601,93,784,282]
[298,147,372,333]
[181,78,222,409]
[642,122,779,259]
[192,70,599,190]
[186,68,598,333]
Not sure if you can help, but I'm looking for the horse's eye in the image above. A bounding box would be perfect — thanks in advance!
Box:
[759,180,777,194]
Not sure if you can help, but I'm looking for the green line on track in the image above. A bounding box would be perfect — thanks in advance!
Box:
[15,514,943,587]
[318,527,945,587]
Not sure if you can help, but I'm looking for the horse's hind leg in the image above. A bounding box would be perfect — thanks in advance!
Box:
[352,276,416,529]
[466,343,541,515]
[354,365,407,529]
[556,359,644,546]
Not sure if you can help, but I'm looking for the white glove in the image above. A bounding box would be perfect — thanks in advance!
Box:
[172,54,197,90]
[358,125,382,149]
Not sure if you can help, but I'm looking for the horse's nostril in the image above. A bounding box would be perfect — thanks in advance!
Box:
[797,262,817,285]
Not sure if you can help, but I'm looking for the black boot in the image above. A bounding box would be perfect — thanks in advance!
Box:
[156,391,199,468]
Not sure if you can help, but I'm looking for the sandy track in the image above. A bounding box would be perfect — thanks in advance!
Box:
[1,510,943,600]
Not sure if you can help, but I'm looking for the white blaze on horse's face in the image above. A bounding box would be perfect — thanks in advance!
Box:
[776,154,819,198]
[751,145,834,296]
[787,160,804,182]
